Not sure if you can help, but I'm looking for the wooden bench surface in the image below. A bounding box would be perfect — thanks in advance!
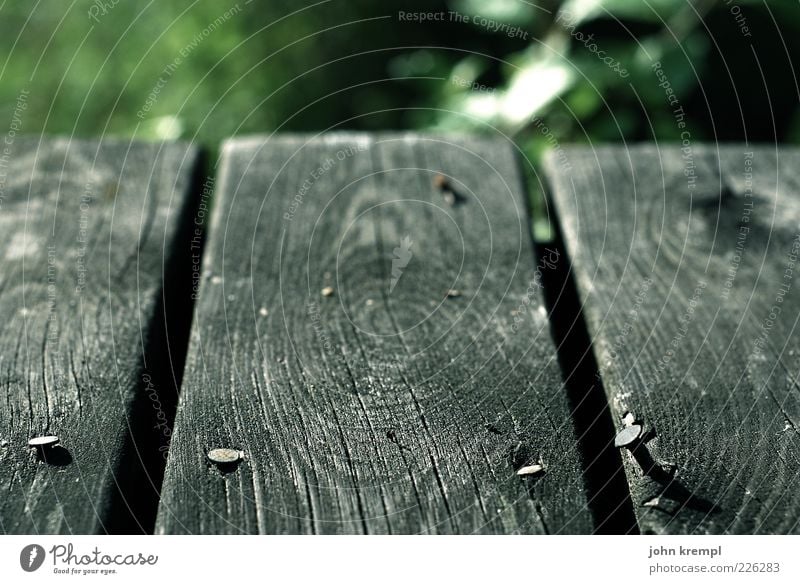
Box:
[0,138,200,533]
[545,145,800,534]
[1,135,798,534]
[154,134,592,534]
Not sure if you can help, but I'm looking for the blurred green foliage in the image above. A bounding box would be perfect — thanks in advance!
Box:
[1,0,798,155]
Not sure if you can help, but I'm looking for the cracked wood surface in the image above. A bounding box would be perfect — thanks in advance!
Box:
[545,145,800,534]
[0,138,200,533]
[156,134,592,534]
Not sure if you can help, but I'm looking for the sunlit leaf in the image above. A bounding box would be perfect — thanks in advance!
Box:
[499,57,573,126]
[450,0,537,25]
[559,0,686,24]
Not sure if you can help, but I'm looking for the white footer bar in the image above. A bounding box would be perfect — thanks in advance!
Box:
[1,535,797,583]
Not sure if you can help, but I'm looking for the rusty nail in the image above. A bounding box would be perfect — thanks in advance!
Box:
[433,174,449,190]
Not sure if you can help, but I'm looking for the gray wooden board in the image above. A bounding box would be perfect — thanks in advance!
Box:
[156,133,593,534]
[545,144,800,534]
[0,137,199,533]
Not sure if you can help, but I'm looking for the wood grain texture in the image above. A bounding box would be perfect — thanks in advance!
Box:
[545,144,800,534]
[156,133,593,534]
[0,137,200,533]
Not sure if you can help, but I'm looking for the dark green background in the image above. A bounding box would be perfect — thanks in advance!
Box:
[2,0,797,210]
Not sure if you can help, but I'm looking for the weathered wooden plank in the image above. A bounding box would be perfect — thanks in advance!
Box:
[0,137,201,533]
[156,133,593,534]
[546,144,800,534]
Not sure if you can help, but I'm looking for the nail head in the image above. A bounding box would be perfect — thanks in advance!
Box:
[207,448,242,465]
[614,424,642,448]
[29,435,60,449]
[516,463,545,477]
